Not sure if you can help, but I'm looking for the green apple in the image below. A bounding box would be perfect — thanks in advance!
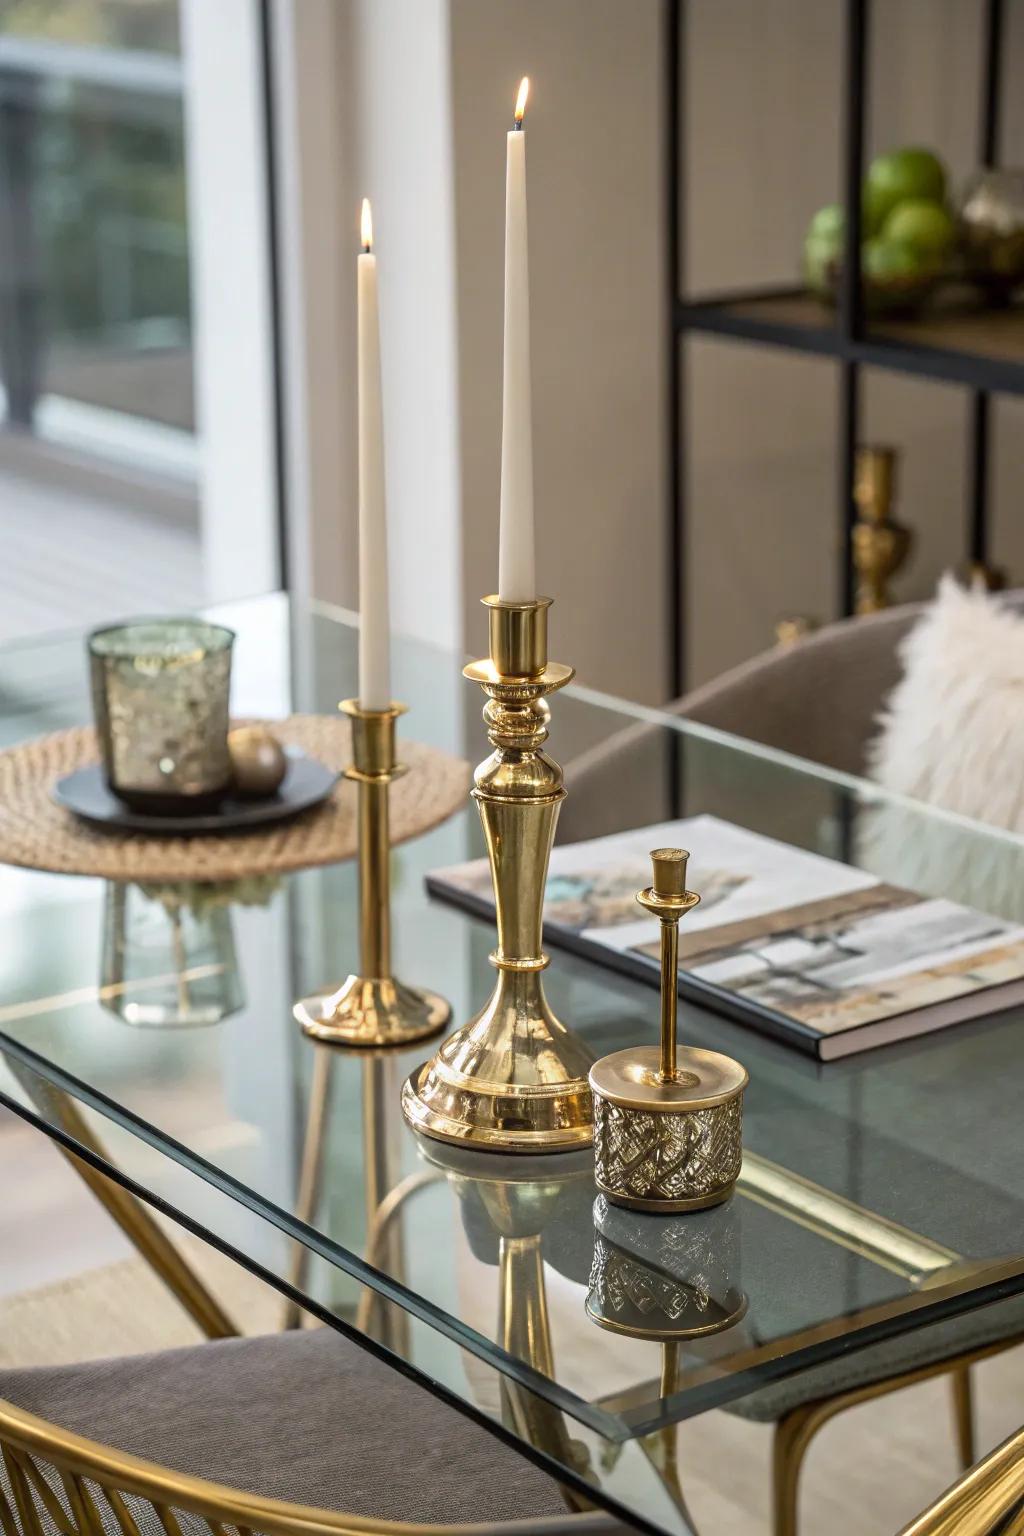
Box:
[881,199,955,259]
[803,229,842,296]
[865,147,947,233]
[862,238,941,312]
[863,237,932,283]
[808,203,844,242]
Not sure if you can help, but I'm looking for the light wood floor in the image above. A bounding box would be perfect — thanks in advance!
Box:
[0,466,202,645]
[1,1112,1020,1536]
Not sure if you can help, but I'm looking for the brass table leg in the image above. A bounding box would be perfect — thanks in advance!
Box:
[10,1069,236,1340]
[951,1365,975,1470]
[282,1045,334,1330]
[285,1045,426,1349]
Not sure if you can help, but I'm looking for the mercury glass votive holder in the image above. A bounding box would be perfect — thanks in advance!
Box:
[89,619,235,812]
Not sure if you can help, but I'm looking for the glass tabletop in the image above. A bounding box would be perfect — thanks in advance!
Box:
[0,592,1022,1536]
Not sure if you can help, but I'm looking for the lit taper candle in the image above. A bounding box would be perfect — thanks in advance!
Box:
[357,197,391,710]
[497,76,535,605]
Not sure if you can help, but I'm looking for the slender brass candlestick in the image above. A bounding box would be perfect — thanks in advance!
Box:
[293,700,451,1047]
[401,597,595,1152]
[640,848,701,1084]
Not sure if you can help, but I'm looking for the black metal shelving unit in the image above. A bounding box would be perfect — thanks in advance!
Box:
[666,0,1017,695]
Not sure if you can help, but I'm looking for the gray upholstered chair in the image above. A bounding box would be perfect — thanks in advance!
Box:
[0,1327,632,1535]
[680,591,1024,777]
[660,601,940,777]
[736,1297,1024,1536]
[564,591,1024,845]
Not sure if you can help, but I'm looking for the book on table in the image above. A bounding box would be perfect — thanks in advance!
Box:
[426,814,1024,1060]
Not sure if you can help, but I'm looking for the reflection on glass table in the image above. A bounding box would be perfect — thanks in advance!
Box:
[99,880,284,1028]
[0,593,1021,1536]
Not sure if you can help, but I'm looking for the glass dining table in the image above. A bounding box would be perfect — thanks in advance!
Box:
[0,592,1021,1536]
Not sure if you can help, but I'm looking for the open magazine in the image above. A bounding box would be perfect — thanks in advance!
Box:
[426,815,1024,1059]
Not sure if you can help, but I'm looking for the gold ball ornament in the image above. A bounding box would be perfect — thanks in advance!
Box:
[227,727,288,798]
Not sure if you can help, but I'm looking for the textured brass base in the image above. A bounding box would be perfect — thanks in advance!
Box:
[591,1045,746,1212]
[592,1180,737,1216]
[294,975,450,1048]
[585,1201,747,1340]
[584,1289,746,1339]
[401,965,594,1151]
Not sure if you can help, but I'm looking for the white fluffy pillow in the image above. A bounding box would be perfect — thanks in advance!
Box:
[868,574,1024,832]
[858,576,1024,918]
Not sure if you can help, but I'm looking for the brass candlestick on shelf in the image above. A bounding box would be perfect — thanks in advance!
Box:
[590,848,747,1211]
[851,445,912,615]
[402,597,595,1152]
[293,700,451,1047]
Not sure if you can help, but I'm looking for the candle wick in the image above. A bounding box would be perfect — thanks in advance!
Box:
[513,119,524,132]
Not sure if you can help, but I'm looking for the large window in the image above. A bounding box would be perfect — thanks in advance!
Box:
[1,2,192,434]
[0,0,278,639]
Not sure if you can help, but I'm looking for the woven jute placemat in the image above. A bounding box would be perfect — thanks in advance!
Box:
[0,715,470,883]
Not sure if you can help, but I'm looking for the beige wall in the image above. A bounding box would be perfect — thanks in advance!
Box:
[283,0,1024,703]
[278,0,669,706]
[449,0,669,704]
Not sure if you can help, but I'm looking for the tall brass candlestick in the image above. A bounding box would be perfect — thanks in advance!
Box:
[293,700,451,1047]
[401,597,594,1152]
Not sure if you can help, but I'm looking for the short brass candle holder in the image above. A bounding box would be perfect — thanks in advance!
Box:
[402,597,595,1152]
[293,700,451,1048]
[590,848,747,1212]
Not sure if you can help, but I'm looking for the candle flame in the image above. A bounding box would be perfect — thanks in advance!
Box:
[360,198,373,252]
[513,76,529,128]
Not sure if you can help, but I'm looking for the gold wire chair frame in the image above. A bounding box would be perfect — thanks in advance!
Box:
[0,1398,624,1536]
[768,1328,1024,1536]
[896,1423,1024,1536]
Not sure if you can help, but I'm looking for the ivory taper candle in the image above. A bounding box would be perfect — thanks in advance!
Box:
[497,77,536,605]
[357,197,391,710]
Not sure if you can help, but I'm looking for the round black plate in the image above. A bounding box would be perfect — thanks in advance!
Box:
[53,754,339,835]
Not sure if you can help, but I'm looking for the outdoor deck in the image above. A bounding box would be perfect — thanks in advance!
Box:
[0,461,202,646]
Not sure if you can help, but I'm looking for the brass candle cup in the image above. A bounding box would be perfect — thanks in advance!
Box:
[402,596,595,1153]
[590,849,747,1212]
[89,619,235,813]
[293,699,451,1048]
